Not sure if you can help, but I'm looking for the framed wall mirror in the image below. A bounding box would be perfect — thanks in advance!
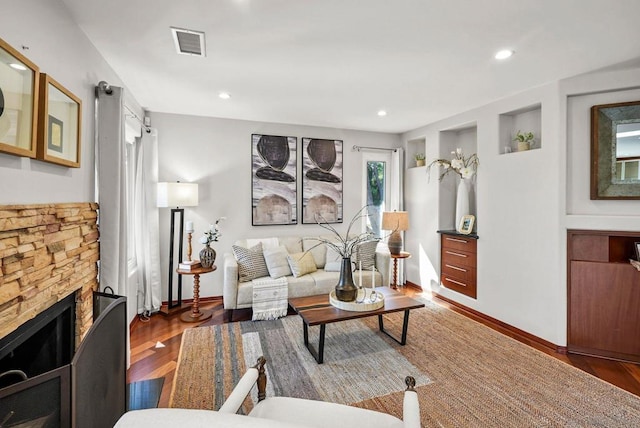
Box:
[591,100,640,199]
[0,37,39,158]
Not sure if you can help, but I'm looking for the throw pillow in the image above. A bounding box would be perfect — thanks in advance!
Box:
[353,240,378,270]
[263,246,292,279]
[232,243,269,282]
[324,244,343,272]
[287,252,318,278]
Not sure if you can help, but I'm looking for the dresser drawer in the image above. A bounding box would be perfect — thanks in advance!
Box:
[441,248,477,269]
[441,274,477,298]
[441,263,476,284]
[441,234,477,253]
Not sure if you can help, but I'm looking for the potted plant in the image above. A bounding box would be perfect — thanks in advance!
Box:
[513,130,535,152]
[415,153,426,167]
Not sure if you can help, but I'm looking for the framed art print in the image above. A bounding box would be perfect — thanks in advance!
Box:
[37,74,82,167]
[251,134,297,225]
[302,138,343,224]
[0,37,39,158]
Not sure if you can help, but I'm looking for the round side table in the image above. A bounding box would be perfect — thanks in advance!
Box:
[390,252,411,289]
[176,265,215,323]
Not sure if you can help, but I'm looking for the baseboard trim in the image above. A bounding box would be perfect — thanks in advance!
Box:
[431,292,567,355]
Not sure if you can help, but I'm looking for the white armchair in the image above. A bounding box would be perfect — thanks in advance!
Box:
[116,357,420,428]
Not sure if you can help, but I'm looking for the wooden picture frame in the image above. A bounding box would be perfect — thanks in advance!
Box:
[37,74,82,167]
[251,134,297,225]
[458,215,475,235]
[302,138,343,224]
[0,37,39,158]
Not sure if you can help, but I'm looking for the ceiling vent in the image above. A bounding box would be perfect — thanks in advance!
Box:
[170,27,206,57]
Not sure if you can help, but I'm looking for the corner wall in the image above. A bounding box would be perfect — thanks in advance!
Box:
[402,63,640,347]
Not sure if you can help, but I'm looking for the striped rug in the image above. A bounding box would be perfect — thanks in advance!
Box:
[170,300,640,427]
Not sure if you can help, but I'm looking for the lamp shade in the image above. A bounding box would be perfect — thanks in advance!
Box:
[382,211,409,231]
[157,182,199,207]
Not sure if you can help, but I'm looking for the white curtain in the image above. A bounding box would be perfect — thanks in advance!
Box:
[390,148,406,284]
[134,130,162,314]
[95,85,128,297]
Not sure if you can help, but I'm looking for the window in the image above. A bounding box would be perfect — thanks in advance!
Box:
[362,151,391,238]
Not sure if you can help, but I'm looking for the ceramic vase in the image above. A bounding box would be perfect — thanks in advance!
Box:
[455,179,469,232]
[335,258,358,302]
[199,245,216,268]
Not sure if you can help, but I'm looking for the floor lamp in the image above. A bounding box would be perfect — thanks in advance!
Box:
[157,182,198,311]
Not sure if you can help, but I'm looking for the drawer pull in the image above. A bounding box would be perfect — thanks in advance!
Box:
[445,277,467,287]
[445,251,467,258]
[445,237,468,244]
[445,264,467,272]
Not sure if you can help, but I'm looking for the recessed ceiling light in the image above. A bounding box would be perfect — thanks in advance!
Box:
[495,49,514,60]
[9,63,27,71]
[219,92,231,100]
[377,110,387,117]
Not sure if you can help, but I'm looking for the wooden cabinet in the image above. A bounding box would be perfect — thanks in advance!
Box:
[568,230,640,363]
[439,231,478,299]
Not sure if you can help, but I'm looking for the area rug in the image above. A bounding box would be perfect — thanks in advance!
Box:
[170,300,640,427]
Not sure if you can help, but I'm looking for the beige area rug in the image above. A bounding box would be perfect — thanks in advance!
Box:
[170,300,640,427]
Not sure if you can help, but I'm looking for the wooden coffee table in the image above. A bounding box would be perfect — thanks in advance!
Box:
[288,287,425,364]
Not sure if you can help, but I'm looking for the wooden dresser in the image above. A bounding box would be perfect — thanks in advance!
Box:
[568,229,640,363]
[439,230,478,299]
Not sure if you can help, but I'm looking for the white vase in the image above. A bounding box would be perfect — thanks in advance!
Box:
[455,179,469,231]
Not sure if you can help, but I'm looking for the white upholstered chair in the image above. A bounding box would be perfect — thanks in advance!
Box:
[115,357,421,428]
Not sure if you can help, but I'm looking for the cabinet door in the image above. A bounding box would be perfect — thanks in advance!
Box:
[569,261,640,362]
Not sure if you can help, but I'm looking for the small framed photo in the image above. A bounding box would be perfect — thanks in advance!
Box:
[458,215,475,235]
[635,242,640,261]
[37,74,82,167]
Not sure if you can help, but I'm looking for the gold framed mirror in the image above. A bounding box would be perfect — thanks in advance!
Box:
[591,100,640,199]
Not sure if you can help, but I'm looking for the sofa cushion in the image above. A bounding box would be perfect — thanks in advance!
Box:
[302,238,327,268]
[249,397,403,428]
[324,244,343,272]
[353,240,378,270]
[233,243,269,282]
[287,252,317,278]
[263,246,292,279]
[278,236,303,254]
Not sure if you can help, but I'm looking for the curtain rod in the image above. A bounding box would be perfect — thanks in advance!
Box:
[124,105,151,133]
[352,145,398,152]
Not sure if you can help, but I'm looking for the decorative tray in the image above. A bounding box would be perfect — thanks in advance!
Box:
[329,289,384,312]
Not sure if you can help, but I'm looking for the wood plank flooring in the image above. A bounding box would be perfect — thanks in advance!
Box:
[128,288,640,408]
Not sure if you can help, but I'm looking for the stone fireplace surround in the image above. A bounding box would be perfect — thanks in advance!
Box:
[0,203,99,346]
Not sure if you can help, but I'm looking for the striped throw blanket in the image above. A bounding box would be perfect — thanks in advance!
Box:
[251,277,288,321]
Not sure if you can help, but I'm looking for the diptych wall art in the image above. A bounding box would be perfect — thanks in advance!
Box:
[251,134,298,225]
[302,138,343,224]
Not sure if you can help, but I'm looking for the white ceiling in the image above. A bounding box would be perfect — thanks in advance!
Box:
[61,0,640,133]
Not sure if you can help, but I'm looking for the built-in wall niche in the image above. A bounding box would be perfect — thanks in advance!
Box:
[499,104,542,155]
[437,123,478,230]
[407,137,426,168]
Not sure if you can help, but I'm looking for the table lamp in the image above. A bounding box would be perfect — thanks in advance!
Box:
[157,182,198,311]
[382,211,409,255]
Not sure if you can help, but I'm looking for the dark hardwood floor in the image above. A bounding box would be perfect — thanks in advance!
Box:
[128,288,640,408]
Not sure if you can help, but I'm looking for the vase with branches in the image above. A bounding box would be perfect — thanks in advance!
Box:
[306,206,379,301]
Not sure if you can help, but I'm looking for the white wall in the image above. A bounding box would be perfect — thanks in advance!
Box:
[0,0,144,326]
[0,0,142,204]
[151,112,400,300]
[402,63,640,347]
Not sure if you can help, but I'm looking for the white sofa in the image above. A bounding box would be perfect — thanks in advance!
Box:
[115,357,420,428]
[223,236,391,318]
